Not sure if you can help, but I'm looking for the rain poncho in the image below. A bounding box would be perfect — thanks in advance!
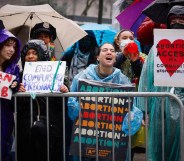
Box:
[68,64,143,135]
[68,64,143,161]
[0,29,21,161]
[137,48,182,161]
[137,6,184,161]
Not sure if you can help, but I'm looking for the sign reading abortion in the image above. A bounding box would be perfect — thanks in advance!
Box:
[154,29,184,87]
[70,79,135,160]
[23,61,66,93]
[0,71,16,100]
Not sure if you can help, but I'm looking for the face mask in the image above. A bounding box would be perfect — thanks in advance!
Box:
[170,23,184,29]
[120,39,133,48]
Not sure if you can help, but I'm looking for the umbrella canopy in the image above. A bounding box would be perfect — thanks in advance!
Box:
[116,0,154,35]
[142,0,184,24]
[0,4,87,59]
[80,23,118,46]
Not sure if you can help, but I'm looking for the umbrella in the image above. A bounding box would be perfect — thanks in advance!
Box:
[0,4,87,59]
[0,19,4,29]
[116,0,154,36]
[142,0,184,24]
[80,23,118,46]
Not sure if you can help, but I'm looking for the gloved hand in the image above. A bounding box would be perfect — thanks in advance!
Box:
[123,42,139,62]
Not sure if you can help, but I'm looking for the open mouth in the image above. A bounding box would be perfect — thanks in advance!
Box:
[106,57,112,61]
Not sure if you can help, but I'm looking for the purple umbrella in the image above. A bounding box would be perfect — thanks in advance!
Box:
[116,0,154,36]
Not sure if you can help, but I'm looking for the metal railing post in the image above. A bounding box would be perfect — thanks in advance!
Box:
[12,92,184,161]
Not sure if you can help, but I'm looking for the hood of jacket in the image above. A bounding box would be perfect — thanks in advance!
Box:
[167,5,184,28]
[21,39,49,67]
[75,64,131,85]
[0,29,21,73]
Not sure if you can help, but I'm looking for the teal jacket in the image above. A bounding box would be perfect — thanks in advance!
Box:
[137,48,182,161]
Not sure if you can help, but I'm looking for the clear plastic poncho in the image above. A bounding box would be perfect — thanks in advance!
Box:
[137,48,183,161]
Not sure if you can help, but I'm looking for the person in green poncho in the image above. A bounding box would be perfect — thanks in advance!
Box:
[137,5,184,161]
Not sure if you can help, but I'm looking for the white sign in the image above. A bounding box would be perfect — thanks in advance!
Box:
[0,71,16,100]
[154,29,184,87]
[23,61,66,93]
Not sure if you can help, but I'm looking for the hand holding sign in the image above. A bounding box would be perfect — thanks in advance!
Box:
[23,61,66,93]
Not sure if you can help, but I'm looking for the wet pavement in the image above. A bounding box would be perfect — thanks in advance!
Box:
[134,152,146,161]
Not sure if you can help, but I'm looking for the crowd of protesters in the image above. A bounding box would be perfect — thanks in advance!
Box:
[0,4,184,161]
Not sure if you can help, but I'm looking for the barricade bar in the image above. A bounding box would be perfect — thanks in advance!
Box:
[10,92,184,161]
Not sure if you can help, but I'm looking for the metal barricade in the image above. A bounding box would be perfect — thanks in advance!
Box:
[0,92,184,161]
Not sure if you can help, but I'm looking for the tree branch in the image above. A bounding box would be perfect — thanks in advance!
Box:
[81,0,95,16]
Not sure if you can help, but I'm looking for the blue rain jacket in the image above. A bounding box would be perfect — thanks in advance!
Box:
[68,64,143,135]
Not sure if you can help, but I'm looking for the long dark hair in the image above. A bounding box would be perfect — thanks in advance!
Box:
[0,37,19,71]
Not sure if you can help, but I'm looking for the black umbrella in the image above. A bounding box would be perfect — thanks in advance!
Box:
[0,20,5,29]
[142,0,184,24]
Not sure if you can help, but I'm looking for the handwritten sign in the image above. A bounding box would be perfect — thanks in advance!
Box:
[154,29,184,87]
[0,71,16,100]
[70,79,135,160]
[22,61,66,93]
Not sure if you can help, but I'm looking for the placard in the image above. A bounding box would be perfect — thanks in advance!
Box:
[154,29,184,87]
[70,79,135,160]
[0,71,16,100]
[22,61,66,93]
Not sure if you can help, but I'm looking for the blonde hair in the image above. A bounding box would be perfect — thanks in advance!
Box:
[113,29,134,51]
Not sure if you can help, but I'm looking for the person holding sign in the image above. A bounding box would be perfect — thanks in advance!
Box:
[17,39,70,161]
[137,5,184,161]
[0,28,21,161]
[68,43,143,161]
